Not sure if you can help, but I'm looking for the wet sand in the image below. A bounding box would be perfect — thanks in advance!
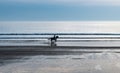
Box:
[1,46,120,73]
[0,46,120,58]
[0,46,120,65]
[1,46,120,56]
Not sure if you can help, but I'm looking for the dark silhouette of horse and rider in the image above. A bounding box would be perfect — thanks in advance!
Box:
[48,35,59,46]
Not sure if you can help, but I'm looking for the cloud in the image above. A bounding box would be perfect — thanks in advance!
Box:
[1,0,120,5]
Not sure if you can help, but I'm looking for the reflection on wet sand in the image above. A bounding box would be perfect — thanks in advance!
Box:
[0,55,30,66]
[0,46,120,73]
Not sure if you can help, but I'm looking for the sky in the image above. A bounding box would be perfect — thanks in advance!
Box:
[0,0,120,21]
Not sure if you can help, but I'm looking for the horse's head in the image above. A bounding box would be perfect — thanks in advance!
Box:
[56,36,59,38]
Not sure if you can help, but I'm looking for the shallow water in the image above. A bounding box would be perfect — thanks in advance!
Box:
[1,21,120,46]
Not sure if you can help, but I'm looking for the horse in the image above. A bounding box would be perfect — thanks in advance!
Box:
[48,35,59,46]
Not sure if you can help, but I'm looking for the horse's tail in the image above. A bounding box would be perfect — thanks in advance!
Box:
[48,38,51,41]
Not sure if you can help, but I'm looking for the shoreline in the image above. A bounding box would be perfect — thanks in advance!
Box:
[0,46,120,55]
[1,45,120,49]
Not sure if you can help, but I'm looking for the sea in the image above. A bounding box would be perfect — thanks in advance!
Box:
[1,21,120,73]
[1,21,120,46]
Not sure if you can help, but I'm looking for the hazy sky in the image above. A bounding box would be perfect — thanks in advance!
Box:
[0,0,120,21]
